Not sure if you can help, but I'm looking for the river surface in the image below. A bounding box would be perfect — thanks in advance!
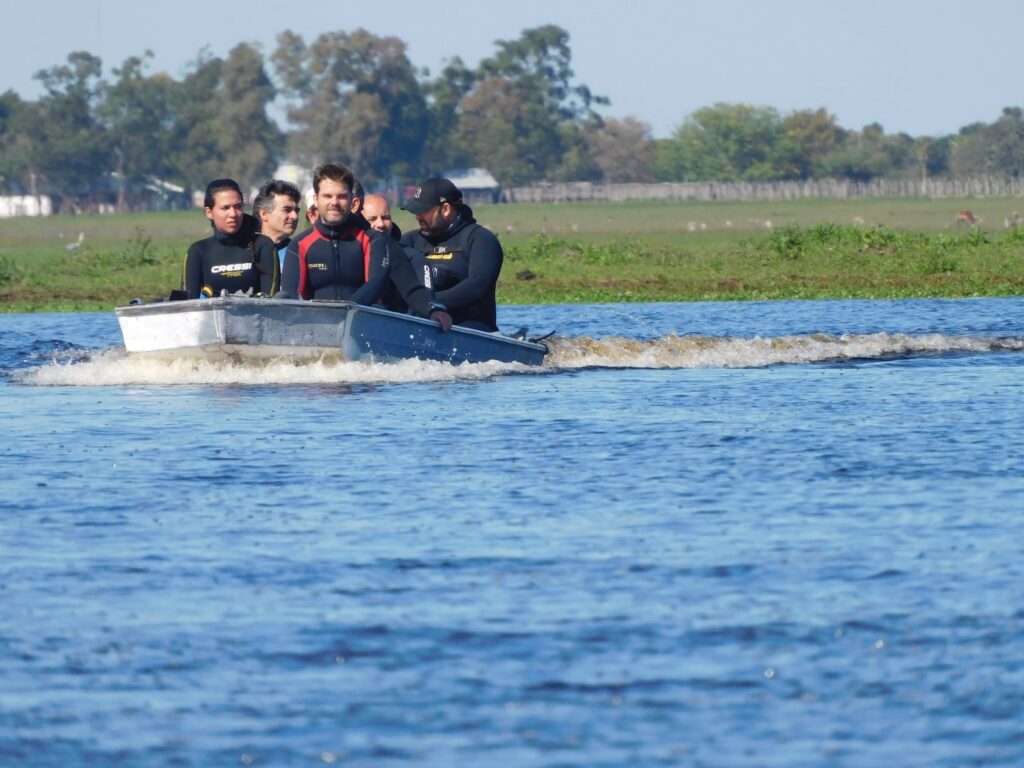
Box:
[2,298,1023,767]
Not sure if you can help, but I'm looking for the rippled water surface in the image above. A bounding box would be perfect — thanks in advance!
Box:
[2,298,1024,767]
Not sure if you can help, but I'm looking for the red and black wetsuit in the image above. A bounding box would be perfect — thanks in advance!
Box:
[278,216,390,303]
[183,215,279,299]
[400,205,503,331]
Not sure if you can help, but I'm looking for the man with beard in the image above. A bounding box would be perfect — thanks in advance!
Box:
[401,177,503,332]
[277,164,390,304]
[278,164,451,330]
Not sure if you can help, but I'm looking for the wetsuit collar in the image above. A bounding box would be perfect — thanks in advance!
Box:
[213,212,259,245]
[212,226,248,245]
[315,217,360,239]
[422,206,476,245]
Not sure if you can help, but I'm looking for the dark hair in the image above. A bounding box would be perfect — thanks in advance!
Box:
[312,163,354,195]
[204,178,243,209]
[252,179,301,217]
[353,179,365,201]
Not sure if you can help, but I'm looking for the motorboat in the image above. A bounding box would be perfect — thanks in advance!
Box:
[114,297,548,366]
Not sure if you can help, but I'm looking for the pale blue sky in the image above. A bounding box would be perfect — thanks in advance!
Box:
[2,0,1020,139]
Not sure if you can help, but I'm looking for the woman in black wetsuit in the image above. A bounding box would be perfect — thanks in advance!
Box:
[182,178,279,299]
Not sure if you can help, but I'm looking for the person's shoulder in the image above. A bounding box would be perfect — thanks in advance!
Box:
[465,220,501,247]
[292,226,320,246]
[363,227,392,251]
[253,233,276,251]
[187,235,212,253]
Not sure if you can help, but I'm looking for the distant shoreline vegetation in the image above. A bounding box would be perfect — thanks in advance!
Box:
[2,197,1023,312]
[2,25,1024,215]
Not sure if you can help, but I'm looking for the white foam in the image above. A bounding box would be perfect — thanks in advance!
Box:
[544,332,1024,369]
[14,348,536,387]
[13,332,1024,386]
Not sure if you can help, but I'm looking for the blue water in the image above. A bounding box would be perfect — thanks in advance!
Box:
[2,298,1024,767]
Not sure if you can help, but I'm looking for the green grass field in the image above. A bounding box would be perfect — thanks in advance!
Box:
[2,196,1023,311]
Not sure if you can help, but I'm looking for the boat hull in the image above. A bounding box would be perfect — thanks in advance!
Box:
[115,298,547,366]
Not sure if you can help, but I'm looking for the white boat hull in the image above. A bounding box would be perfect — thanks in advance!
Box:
[115,298,547,366]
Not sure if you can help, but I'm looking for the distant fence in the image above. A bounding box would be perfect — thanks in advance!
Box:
[504,177,1024,204]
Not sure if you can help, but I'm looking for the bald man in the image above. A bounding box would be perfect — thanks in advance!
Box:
[362,193,420,313]
[362,193,400,240]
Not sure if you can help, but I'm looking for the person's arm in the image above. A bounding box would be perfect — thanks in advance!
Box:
[434,229,503,309]
[183,242,204,299]
[277,240,300,299]
[350,234,392,306]
[388,245,452,331]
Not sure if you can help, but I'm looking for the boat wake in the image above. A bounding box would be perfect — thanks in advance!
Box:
[10,331,1024,386]
[544,331,1024,369]
[11,347,534,387]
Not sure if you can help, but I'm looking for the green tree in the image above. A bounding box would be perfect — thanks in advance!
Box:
[450,25,607,184]
[776,108,843,179]
[479,24,605,123]
[167,45,280,192]
[167,50,224,190]
[949,121,991,178]
[670,103,785,181]
[985,107,1024,178]
[820,123,918,181]
[32,51,110,203]
[273,28,426,185]
[650,137,687,182]
[421,57,477,172]
[99,52,177,209]
[0,90,44,193]
[914,135,951,179]
[217,43,281,188]
[453,77,554,185]
[585,117,654,182]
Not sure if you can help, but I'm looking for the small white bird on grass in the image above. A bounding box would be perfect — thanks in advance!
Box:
[65,232,85,252]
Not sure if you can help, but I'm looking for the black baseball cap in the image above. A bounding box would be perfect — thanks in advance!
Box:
[402,177,463,214]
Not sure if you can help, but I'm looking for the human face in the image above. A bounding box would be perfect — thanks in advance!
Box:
[415,202,454,237]
[315,178,352,227]
[204,189,243,235]
[362,196,393,234]
[259,194,299,243]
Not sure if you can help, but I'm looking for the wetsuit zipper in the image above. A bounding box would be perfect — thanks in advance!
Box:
[332,236,341,299]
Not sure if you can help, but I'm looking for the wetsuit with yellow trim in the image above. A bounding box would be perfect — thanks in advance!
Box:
[183,214,279,299]
[278,215,390,303]
[400,204,502,331]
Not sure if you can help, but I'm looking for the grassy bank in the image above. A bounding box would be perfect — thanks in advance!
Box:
[2,197,1023,311]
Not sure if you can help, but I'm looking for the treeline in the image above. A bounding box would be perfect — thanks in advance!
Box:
[1,24,1023,210]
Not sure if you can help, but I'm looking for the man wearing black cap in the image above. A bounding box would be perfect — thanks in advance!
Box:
[401,177,503,332]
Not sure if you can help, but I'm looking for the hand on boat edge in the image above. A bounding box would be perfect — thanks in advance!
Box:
[430,310,453,333]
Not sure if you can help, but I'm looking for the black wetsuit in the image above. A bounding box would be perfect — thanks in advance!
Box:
[183,214,279,299]
[400,205,503,331]
[378,223,413,313]
[278,216,390,303]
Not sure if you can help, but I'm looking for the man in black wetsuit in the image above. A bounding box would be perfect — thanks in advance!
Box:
[183,178,279,299]
[401,177,503,332]
[277,164,452,331]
